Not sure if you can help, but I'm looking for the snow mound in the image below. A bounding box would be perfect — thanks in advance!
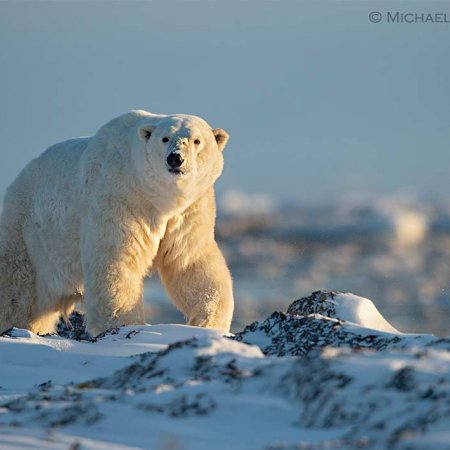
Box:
[233,291,441,356]
[287,290,399,332]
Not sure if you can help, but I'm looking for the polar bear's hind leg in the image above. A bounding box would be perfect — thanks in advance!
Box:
[0,225,39,334]
[0,217,79,335]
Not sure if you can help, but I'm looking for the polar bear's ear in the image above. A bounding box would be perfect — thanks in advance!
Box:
[138,125,155,143]
[213,129,229,152]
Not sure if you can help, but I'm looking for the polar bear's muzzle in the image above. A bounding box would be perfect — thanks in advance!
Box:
[167,151,185,174]
[166,137,190,175]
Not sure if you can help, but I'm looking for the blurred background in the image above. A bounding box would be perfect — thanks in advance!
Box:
[1,1,449,335]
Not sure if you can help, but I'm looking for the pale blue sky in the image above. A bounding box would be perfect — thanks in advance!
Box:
[1,1,449,203]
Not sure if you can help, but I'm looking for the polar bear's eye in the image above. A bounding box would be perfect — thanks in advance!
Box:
[162,137,170,143]
[194,139,201,145]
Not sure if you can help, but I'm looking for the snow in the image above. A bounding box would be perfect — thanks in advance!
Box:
[328,292,400,333]
[0,325,222,390]
[1,291,450,449]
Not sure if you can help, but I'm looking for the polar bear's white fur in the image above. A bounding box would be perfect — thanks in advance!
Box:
[0,110,234,336]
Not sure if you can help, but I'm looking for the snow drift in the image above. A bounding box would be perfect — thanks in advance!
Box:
[1,291,449,449]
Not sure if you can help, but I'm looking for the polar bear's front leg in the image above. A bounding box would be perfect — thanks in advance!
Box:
[80,215,153,336]
[158,241,234,333]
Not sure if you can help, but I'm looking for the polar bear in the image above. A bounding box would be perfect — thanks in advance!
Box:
[0,110,234,336]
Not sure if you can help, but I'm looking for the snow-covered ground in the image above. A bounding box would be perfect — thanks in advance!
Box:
[1,291,450,449]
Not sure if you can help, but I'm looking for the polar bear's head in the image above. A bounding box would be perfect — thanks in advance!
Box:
[134,113,229,212]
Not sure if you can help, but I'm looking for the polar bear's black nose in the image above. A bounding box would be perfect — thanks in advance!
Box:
[167,152,184,168]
